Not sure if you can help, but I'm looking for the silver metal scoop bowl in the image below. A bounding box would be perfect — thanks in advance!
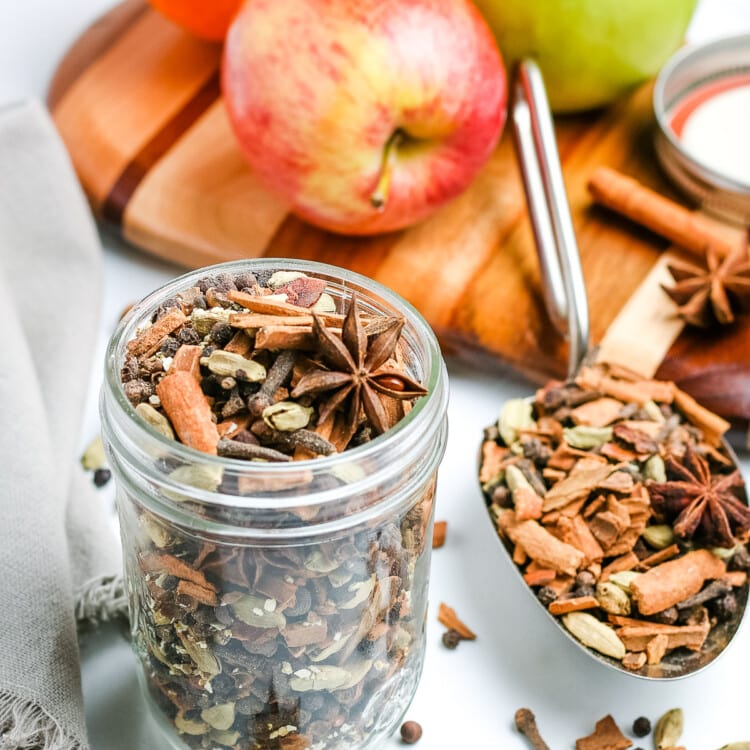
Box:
[479,59,749,679]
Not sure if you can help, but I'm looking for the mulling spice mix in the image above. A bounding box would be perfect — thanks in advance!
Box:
[108,265,447,750]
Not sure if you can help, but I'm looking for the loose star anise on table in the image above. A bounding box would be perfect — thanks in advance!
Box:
[647,446,750,547]
[291,294,428,446]
[662,245,750,327]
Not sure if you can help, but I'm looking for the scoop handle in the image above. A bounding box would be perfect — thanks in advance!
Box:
[511,59,590,378]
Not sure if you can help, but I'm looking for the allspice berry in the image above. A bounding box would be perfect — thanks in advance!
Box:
[442,628,462,649]
[400,720,423,744]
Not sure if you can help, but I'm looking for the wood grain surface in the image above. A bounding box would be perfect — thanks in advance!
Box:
[50,0,750,424]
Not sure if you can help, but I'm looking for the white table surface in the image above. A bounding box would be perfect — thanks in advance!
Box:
[3,2,750,747]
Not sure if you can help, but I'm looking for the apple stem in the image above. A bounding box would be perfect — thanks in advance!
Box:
[370,129,404,210]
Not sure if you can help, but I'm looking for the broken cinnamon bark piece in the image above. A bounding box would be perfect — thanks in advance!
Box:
[621,651,647,671]
[176,579,219,607]
[616,621,710,652]
[171,344,202,380]
[141,552,217,593]
[505,520,584,577]
[576,366,674,405]
[575,715,632,750]
[542,459,619,512]
[548,595,599,616]
[635,544,681,570]
[432,520,448,549]
[569,397,624,427]
[479,441,510,484]
[600,552,639,582]
[437,603,476,641]
[645,633,669,665]
[630,550,726,615]
[127,307,187,358]
[523,568,557,587]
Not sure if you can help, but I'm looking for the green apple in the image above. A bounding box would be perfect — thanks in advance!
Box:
[472,0,698,112]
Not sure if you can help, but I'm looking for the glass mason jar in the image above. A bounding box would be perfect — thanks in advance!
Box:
[101,260,449,750]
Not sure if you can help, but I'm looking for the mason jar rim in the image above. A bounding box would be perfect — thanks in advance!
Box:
[101,258,449,533]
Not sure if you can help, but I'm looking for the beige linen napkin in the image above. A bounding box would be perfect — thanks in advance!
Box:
[0,100,125,750]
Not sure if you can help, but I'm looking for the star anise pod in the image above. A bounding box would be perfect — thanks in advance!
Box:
[291,294,428,446]
[647,446,750,547]
[662,245,750,327]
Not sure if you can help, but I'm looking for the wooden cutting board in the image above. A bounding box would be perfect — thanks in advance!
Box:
[49,0,750,425]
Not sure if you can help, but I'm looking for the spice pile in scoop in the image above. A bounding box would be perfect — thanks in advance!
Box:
[480,362,750,673]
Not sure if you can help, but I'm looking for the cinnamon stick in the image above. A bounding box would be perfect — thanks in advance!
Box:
[171,344,202,380]
[156,371,220,454]
[223,330,252,355]
[227,290,344,326]
[587,166,739,259]
[229,313,317,329]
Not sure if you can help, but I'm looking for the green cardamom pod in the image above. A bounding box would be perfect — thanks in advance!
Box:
[201,703,236,731]
[595,581,631,615]
[642,524,675,550]
[644,454,667,482]
[561,612,626,660]
[563,425,612,449]
[505,464,532,494]
[263,400,314,431]
[655,708,683,750]
[135,402,175,440]
[81,435,106,471]
[497,398,535,447]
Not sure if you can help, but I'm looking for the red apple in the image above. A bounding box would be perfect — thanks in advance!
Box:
[223,0,506,235]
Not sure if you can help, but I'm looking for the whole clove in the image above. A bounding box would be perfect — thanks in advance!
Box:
[217,437,291,462]
[247,348,298,416]
[515,708,550,750]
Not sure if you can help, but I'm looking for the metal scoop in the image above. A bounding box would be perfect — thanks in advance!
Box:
[479,59,749,679]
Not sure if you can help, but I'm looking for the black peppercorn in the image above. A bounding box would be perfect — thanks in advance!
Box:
[209,322,234,347]
[177,327,201,345]
[93,468,112,488]
[536,586,558,608]
[632,716,651,737]
[573,584,595,598]
[575,571,595,588]
[400,720,422,744]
